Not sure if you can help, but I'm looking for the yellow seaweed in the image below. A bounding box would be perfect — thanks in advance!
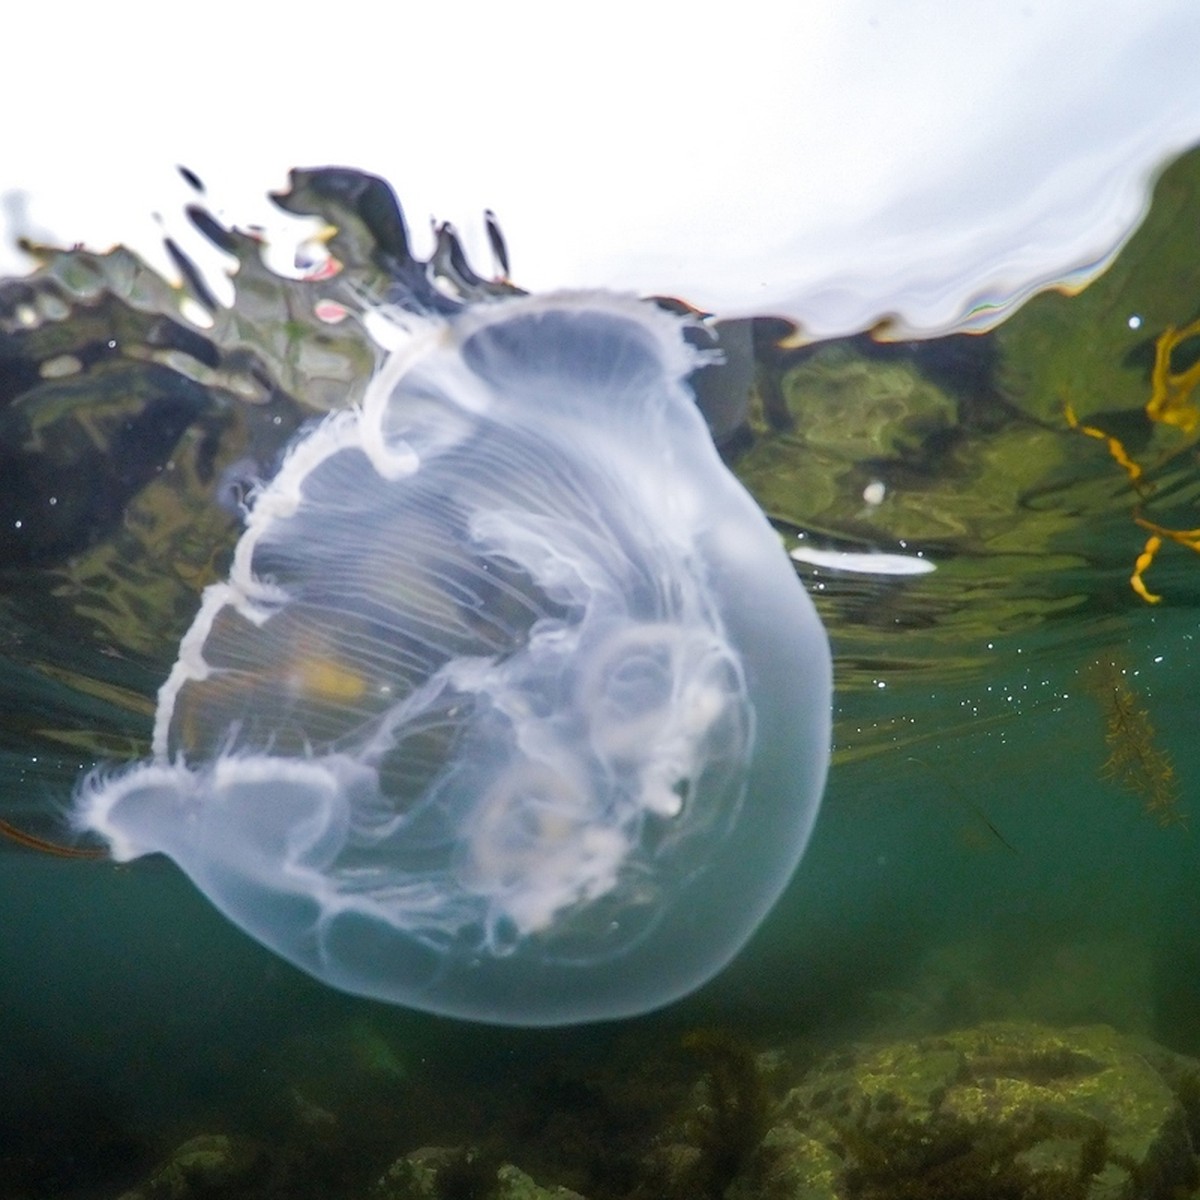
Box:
[1063,402,1145,490]
[1066,321,1200,602]
[1129,533,1164,604]
[1129,517,1200,604]
[1145,317,1200,433]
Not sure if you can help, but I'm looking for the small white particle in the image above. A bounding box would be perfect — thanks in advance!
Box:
[862,480,886,505]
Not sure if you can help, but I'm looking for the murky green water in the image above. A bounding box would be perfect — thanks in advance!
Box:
[3,154,1200,1198]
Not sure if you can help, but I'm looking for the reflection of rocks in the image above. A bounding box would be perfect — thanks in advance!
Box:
[116,1134,263,1199]
[373,1146,585,1200]
[735,1021,1197,1200]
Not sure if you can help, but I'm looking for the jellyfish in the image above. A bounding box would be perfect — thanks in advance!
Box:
[73,283,831,1026]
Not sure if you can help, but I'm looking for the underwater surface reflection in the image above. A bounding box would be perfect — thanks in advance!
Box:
[3,152,1200,1196]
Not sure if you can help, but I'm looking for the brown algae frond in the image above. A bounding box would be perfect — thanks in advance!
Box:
[1085,655,1184,828]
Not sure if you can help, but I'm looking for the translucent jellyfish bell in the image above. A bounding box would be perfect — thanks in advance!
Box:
[75,291,831,1025]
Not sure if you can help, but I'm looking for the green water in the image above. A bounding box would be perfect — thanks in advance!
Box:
[2,619,1195,1196]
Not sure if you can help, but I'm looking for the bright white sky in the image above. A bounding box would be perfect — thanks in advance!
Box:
[5,2,1200,336]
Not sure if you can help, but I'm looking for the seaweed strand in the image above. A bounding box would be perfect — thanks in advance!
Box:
[1065,319,1200,602]
[1085,656,1185,827]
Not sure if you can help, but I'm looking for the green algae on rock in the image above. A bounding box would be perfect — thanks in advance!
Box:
[741,1021,1196,1200]
[372,1146,586,1200]
[115,1134,264,1200]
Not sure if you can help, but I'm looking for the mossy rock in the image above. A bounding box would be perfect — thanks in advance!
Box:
[116,1134,264,1200]
[745,1021,1196,1200]
[373,1145,587,1200]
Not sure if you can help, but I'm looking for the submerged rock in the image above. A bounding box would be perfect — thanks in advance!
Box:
[102,1020,1200,1200]
[116,1133,263,1200]
[373,1146,586,1200]
[734,1021,1197,1200]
